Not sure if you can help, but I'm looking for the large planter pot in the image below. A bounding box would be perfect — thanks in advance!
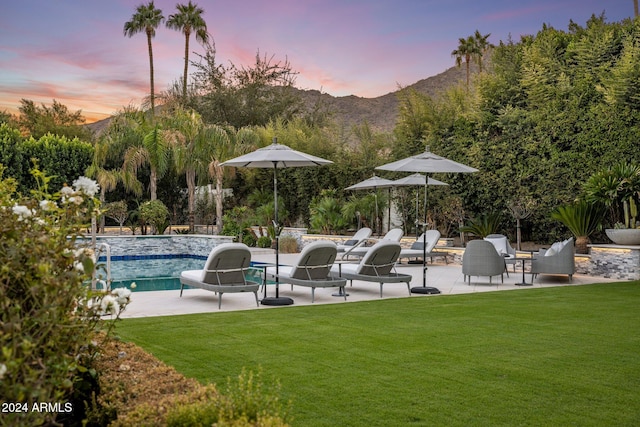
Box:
[605,228,640,245]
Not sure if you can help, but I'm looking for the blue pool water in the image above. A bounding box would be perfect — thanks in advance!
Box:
[95,255,266,292]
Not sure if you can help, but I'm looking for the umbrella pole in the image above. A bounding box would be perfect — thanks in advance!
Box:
[411,176,440,295]
[415,189,419,238]
[261,162,294,306]
[387,188,391,233]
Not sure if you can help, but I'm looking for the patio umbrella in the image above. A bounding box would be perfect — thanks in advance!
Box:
[345,175,395,235]
[377,147,478,294]
[221,137,333,306]
[392,174,448,238]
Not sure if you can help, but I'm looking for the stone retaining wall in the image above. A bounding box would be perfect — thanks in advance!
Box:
[84,235,233,258]
[589,245,640,280]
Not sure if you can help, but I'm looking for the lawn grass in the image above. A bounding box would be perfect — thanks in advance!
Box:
[116,282,640,426]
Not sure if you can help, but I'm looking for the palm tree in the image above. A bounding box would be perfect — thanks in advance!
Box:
[635,0,639,17]
[169,107,226,233]
[208,127,257,234]
[120,110,171,201]
[123,2,164,115]
[166,1,209,102]
[451,35,479,89]
[473,30,493,72]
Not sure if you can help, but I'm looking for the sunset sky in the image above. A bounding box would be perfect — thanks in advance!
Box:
[0,1,633,122]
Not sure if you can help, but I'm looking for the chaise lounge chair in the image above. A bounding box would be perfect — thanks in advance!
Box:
[462,239,505,284]
[342,228,404,260]
[179,243,260,309]
[264,241,348,303]
[337,227,372,259]
[397,230,448,264]
[329,240,412,297]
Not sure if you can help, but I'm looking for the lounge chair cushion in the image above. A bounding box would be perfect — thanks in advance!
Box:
[545,238,571,257]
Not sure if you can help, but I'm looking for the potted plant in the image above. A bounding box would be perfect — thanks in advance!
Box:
[584,162,640,245]
[550,200,606,254]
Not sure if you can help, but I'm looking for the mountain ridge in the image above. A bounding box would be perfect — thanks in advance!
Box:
[87,64,468,135]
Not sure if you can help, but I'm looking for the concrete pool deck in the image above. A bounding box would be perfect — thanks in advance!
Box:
[119,250,618,318]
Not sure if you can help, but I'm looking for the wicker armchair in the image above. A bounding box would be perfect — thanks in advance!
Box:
[462,240,505,284]
[531,238,575,282]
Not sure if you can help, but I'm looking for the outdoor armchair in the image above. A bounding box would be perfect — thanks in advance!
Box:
[531,238,575,282]
[265,241,347,302]
[330,240,412,297]
[462,239,505,284]
[484,234,517,274]
[179,243,260,309]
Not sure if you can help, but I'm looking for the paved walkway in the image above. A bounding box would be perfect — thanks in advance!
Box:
[119,250,616,318]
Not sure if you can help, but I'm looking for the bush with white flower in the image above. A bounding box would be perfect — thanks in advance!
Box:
[0,165,130,426]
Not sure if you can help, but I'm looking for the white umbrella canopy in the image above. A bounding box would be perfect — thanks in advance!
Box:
[345,175,395,190]
[376,148,479,174]
[220,141,333,169]
[391,173,448,187]
[221,138,333,306]
[345,176,395,234]
[376,148,478,294]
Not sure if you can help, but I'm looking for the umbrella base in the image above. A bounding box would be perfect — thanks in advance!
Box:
[261,296,294,306]
[411,286,441,295]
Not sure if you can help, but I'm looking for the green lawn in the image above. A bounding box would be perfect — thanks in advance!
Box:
[116,283,640,426]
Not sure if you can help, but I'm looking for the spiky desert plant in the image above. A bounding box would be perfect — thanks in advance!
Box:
[551,200,606,254]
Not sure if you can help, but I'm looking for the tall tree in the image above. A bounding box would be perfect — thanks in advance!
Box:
[208,127,257,233]
[168,107,223,232]
[118,109,171,201]
[166,1,209,102]
[17,99,90,140]
[473,30,493,72]
[452,35,479,89]
[635,0,639,17]
[124,1,165,115]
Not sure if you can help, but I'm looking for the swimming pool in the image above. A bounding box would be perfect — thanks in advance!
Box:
[95,255,266,292]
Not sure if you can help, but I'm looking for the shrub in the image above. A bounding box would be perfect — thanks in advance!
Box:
[257,236,272,248]
[243,233,257,247]
[0,167,129,426]
[278,235,299,253]
[165,368,291,427]
[139,199,170,235]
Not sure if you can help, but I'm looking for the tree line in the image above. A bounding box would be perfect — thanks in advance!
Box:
[3,13,640,244]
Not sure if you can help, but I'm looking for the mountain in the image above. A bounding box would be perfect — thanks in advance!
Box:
[295,65,468,133]
[86,65,468,135]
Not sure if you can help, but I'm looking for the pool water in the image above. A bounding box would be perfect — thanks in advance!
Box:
[95,256,266,292]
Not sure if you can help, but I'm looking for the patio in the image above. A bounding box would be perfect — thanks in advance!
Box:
[120,249,616,318]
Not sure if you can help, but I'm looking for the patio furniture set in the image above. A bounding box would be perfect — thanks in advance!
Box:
[463,234,575,285]
[178,228,575,309]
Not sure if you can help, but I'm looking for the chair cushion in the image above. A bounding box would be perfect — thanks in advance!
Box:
[411,241,425,250]
[545,241,563,256]
[344,239,358,246]
[266,265,294,278]
[485,236,508,255]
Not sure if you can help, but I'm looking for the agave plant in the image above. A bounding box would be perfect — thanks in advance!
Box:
[584,162,640,228]
[550,200,606,254]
